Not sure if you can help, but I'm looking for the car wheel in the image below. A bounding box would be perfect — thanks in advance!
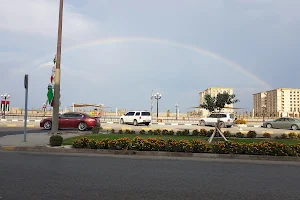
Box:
[120,118,124,124]
[78,122,87,131]
[219,122,225,128]
[43,121,52,130]
[266,123,272,129]
[291,124,298,130]
[133,120,138,126]
[199,120,206,126]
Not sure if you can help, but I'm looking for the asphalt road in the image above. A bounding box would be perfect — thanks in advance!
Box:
[0,151,300,200]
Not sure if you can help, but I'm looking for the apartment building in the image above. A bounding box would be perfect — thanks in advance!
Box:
[199,87,234,116]
[253,88,300,117]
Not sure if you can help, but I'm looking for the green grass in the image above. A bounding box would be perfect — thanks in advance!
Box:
[62,134,300,145]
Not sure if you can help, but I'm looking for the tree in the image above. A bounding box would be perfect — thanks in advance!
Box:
[200,92,239,113]
[200,92,239,143]
[166,110,171,117]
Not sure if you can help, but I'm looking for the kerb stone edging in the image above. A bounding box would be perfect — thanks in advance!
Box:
[1,145,299,162]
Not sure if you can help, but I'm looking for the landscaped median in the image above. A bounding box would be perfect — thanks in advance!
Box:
[59,128,300,157]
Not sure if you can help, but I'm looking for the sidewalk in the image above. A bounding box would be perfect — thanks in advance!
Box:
[0,132,82,147]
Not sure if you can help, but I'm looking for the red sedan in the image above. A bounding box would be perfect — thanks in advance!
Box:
[40,112,100,131]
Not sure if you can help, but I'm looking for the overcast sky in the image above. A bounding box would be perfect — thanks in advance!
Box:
[0,0,299,113]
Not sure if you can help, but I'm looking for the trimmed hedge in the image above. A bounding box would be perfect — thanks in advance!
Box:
[72,137,300,156]
[49,135,63,146]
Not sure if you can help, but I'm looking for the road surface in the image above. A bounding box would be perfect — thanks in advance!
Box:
[0,151,300,200]
[0,122,299,137]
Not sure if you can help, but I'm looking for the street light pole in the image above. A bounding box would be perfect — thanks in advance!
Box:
[1,93,10,119]
[175,103,179,120]
[151,90,153,118]
[153,93,162,121]
[262,104,266,122]
[51,0,64,134]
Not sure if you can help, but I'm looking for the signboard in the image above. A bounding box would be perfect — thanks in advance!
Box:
[47,85,54,106]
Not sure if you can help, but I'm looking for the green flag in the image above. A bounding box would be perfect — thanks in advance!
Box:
[53,56,56,65]
[47,85,54,105]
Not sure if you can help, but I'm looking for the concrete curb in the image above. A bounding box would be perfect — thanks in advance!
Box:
[1,145,300,162]
[0,119,40,122]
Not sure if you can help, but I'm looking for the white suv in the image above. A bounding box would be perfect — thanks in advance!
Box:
[120,111,151,126]
[199,113,236,128]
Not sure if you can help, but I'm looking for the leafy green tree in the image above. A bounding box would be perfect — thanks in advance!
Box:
[200,92,239,113]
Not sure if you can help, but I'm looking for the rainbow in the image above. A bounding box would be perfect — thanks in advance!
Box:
[47,36,273,89]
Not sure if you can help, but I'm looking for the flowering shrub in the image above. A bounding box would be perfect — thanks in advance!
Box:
[207,129,215,137]
[223,131,231,137]
[168,130,175,135]
[108,138,131,150]
[72,137,90,148]
[235,132,245,138]
[118,130,123,134]
[177,140,193,152]
[192,129,200,136]
[191,139,210,153]
[96,138,110,149]
[280,134,288,139]
[165,139,179,152]
[176,130,182,136]
[288,132,297,139]
[153,129,162,135]
[161,129,169,135]
[199,129,208,136]
[263,132,271,138]
[71,137,300,156]
[88,139,97,149]
[247,131,257,138]
[177,129,190,136]
[140,130,146,134]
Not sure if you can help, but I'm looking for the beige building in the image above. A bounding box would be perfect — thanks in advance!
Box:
[199,87,234,116]
[253,88,300,118]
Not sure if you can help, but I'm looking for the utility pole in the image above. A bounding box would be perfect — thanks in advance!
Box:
[51,0,64,134]
[151,90,153,118]
[175,103,179,120]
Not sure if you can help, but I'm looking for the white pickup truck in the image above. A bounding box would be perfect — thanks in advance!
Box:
[199,113,236,128]
[120,111,151,126]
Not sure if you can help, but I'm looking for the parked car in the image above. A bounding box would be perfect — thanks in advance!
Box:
[120,111,151,126]
[262,117,300,130]
[199,113,236,128]
[40,112,100,131]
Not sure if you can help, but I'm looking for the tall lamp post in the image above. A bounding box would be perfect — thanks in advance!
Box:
[42,103,47,116]
[52,0,64,134]
[262,104,266,122]
[153,93,162,121]
[1,93,10,119]
[175,103,179,120]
